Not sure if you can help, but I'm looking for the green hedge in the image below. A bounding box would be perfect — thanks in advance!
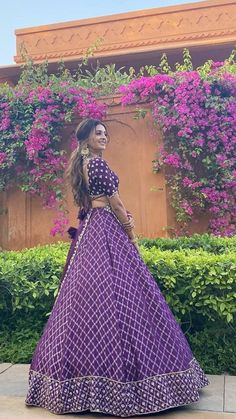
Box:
[141,247,236,323]
[0,234,235,374]
[0,242,68,317]
[140,233,236,253]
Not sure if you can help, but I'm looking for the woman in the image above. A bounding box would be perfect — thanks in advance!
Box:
[25,118,208,417]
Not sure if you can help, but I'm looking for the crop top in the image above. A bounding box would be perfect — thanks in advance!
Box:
[87,157,119,198]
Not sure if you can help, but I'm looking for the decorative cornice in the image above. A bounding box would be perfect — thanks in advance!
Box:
[14,0,236,64]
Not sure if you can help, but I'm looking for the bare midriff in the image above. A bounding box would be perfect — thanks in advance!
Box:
[91,195,110,208]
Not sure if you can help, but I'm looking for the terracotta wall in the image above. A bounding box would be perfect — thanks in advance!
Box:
[14,0,236,65]
[0,101,209,251]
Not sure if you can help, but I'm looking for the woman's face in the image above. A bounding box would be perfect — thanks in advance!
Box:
[87,124,108,154]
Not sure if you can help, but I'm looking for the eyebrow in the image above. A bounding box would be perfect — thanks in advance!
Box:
[96,129,107,134]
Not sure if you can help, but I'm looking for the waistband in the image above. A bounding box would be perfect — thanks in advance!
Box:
[68,204,121,240]
[78,204,112,221]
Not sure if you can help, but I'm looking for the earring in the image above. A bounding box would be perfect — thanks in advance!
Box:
[81,144,90,157]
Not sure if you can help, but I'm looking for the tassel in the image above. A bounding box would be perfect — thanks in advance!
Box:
[67,227,77,240]
[78,207,88,221]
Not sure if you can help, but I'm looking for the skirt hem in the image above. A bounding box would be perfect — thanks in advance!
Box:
[25,357,209,417]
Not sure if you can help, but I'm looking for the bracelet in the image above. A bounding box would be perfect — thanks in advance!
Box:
[123,224,133,231]
[122,220,132,226]
[122,221,133,229]
[123,214,133,224]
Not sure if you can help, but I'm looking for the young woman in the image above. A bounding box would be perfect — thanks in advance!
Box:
[25,118,208,417]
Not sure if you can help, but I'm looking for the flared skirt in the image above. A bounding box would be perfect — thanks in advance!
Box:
[25,205,208,416]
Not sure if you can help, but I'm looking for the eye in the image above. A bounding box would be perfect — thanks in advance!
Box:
[96,130,107,137]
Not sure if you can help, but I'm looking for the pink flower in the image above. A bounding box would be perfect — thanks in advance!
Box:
[120,67,236,236]
[163,153,182,168]
[180,200,193,216]
[191,151,197,158]
[182,177,193,187]
[0,152,7,164]
[50,213,69,237]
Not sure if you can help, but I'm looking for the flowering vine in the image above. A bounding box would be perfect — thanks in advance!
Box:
[1,51,236,237]
[119,54,236,236]
[0,72,106,236]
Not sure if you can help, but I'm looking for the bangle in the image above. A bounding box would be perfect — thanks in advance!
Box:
[122,221,133,230]
[122,220,132,226]
[123,225,133,231]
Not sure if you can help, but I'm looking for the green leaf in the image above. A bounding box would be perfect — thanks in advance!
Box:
[227,313,233,323]
[220,303,226,312]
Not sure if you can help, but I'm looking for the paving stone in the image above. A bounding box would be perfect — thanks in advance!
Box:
[1,398,236,419]
[0,364,29,396]
[184,375,224,412]
[225,376,236,413]
[0,363,12,374]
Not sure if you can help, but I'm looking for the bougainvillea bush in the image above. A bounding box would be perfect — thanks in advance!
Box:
[0,63,106,236]
[120,51,236,236]
[1,50,236,237]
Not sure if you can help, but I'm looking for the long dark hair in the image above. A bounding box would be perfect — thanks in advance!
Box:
[66,118,107,211]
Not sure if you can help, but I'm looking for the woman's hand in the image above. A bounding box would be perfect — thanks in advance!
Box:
[123,222,134,231]
[124,211,135,231]
[127,215,135,230]
[133,241,140,253]
[108,197,136,234]
[130,237,141,255]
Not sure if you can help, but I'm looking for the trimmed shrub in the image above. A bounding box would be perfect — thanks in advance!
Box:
[140,233,236,253]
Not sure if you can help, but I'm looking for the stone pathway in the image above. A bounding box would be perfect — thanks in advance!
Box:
[1,363,236,419]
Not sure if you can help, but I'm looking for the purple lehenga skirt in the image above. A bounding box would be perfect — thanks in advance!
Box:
[25,205,208,417]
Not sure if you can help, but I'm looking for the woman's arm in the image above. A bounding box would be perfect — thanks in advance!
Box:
[107,193,136,240]
[88,157,138,248]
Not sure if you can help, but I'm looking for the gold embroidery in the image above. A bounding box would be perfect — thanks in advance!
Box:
[29,357,199,385]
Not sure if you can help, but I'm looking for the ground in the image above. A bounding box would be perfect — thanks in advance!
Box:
[1,364,236,419]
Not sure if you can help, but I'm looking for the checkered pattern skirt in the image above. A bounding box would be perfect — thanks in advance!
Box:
[25,206,209,416]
